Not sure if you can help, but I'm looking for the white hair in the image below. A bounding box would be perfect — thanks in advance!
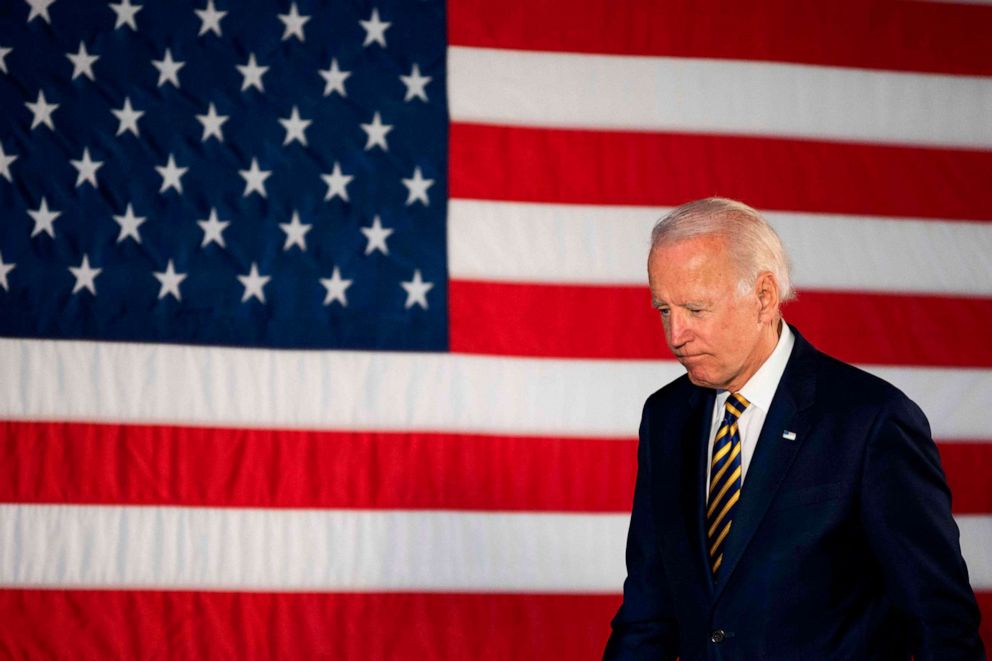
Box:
[650,197,795,301]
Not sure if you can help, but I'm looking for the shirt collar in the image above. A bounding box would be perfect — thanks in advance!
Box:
[722,321,795,413]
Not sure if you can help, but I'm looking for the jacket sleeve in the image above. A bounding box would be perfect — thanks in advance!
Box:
[603,400,680,660]
[859,393,986,660]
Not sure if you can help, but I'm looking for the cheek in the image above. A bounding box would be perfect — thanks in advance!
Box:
[706,320,742,358]
[659,317,673,340]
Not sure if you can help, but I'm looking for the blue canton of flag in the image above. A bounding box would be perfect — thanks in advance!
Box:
[0,0,448,350]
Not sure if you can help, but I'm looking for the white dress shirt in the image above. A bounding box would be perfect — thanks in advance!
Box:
[705,322,795,494]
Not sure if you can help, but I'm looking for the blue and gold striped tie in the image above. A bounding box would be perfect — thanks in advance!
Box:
[706,392,750,578]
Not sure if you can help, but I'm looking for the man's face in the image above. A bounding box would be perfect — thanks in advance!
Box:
[647,234,770,392]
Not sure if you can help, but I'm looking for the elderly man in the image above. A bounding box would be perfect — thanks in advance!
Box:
[604,198,984,660]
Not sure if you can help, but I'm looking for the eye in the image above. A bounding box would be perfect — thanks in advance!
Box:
[657,307,670,318]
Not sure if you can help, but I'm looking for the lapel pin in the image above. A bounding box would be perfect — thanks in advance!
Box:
[782,430,797,441]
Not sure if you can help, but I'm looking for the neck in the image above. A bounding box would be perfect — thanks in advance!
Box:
[724,318,782,392]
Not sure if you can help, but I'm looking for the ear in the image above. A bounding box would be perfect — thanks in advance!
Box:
[754,271,780,323]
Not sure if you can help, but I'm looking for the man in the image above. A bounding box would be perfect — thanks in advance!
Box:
[604,198,984,660]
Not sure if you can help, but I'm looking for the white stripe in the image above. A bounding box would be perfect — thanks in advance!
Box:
[449,200,653,285]
[958,515,992,590]
[448,46,992,148]
[0,337,675,437]
[449,200,992,295]
[0,505,628,592]
[1,505,989,591]
[0,338,988,440]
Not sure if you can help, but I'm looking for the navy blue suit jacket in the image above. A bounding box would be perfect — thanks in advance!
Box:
[604,328,984,660]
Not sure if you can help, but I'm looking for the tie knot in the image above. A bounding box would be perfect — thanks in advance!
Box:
[724,392,750,418]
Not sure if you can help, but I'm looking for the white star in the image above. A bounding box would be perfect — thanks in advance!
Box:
[66,42,99,81]
[111,96,143,136]
[239,158,271,198]
[237,53,268,92]
[320,266,352,306]
[360,111,392,151]
[321,162,353,202]
[278,2,309,42]
[155,153,188,194]
[359,8,390,48]
[0,46,11,74]
[25,0,56,24]
[0,252,14,292]
[112,203,146,243]
[0,143,17,182]
[70,148,103,189]
[237,262,270,303]
[194,0,226,37]
[197,208,230,248]
[319,58,350,97]
[401,166,434,206]
[25,90,58,131]
[152,48,184,88]
[69,254,101,296]
[279,106,311,146]
[401,269,433,309]
[28,197,61,238]
[196,102,228,142]
[153,259,187,301]
[109,0,141,30]
[400,63,431,102]
[360,215,393,255]
[279,211,311,251]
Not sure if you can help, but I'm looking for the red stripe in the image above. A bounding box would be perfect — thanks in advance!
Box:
[449,280,992,368]
[981,591,992,657]
[449,0,992,76]
[0,589,988,657]
[0,589,620,659]
[449,123,992,221]
[940,443,992,515]
[0,420,637,513]
[1,420,989,514]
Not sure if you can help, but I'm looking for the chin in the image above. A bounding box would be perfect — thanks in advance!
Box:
[684,366,726,390]
[685,370,714,388]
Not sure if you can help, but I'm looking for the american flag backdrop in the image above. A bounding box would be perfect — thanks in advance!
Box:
[1,0,991,657]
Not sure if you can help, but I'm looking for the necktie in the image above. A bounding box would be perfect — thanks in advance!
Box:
[706,392,750,578]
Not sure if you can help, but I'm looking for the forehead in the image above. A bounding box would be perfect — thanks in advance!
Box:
[648,234,738,298]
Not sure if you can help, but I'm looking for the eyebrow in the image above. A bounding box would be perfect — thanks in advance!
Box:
[652,299,708,310]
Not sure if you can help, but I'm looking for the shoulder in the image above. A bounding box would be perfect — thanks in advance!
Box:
[638,374,709,442]
[643,373,697,413]
[808,344,928,428]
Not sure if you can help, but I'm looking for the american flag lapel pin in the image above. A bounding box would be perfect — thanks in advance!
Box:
[782,430,797,441]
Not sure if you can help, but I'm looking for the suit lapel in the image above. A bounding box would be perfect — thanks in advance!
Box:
[711,330,817,602]
[682,386,716,594]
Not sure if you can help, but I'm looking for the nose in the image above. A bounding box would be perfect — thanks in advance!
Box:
[666,310,692,349]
